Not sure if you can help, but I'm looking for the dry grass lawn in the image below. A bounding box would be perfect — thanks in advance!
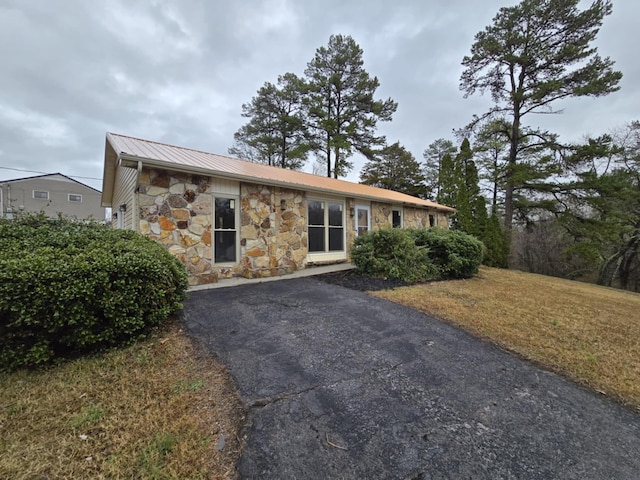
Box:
[373,267,640,410]
[0,320,245,479]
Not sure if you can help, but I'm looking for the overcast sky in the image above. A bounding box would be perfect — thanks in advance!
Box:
[1,0,638,190]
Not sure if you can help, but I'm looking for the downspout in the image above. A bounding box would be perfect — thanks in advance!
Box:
[133,160,142,233]
[6,184,12,219]
[0,184,4,219]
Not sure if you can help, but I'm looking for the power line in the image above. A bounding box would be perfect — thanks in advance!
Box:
[0,166,102,181]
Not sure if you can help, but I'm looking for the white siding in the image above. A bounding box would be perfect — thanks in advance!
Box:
[112,164,138,230]
[212,177,239,195]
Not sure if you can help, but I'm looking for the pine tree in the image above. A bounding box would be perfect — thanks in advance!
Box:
[304,34,397,178]
[460,0,622,231]
[360,142,427,197]
[229,73,310,169]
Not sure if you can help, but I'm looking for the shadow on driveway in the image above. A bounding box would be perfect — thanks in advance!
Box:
[181,277,640,479]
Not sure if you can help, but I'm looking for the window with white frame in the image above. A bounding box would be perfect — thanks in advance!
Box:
[355,204,370,236]
[214,196,238,263]
[392,208,402,228]
[68,194,82,203]
[308,200,345,253]
[33,190,49,200]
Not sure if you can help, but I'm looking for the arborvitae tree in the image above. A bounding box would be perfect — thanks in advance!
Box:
[423,138,457,200]
[360,142,427,197]
[436,152,458,209]
[437,139,489,236]
[460,0,622,231]
[482,213,509,268]
[453,140,473,232]
[304,34,397,178]
[229,73,310,169]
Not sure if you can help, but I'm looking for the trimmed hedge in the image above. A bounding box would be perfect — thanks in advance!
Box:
[410,228,483,279]
[350,228,438,282]
[351,227,483,282]
[0,215,188,371]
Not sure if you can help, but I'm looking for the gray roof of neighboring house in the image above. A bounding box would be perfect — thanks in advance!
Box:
[0,173,101,193]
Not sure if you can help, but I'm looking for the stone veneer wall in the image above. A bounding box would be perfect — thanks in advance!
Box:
[402,206,448,229]
[136,168,308,285]
[239,184,307,279]
[137,168,224,285]
[371,202,392,229]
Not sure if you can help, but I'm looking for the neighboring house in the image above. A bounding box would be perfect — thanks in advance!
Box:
[101,133,455,285]
[0,173,104,220]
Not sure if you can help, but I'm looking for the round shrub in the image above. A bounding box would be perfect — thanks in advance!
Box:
[0,214,188,371]
[409,228,483,279]
[350,228,438,282]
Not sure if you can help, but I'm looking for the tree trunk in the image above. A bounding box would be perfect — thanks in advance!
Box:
[326,131,331,177]
[504,110,520,231]
[492,150,499,214]
[618,234,639,290]
[326,88,332,178]
[597,251,622,287]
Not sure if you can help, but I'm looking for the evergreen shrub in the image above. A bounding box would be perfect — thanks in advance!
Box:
[410,228,483,279]
[0,214,188,371]
[350,228,437,282]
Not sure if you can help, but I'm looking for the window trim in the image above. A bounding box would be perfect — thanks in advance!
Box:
[213,195,240,265]
[307,196,346,262]
[68,193,83,203]
[33,190,49,200]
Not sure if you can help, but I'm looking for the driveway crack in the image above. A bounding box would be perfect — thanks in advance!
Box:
[248,361,409,409]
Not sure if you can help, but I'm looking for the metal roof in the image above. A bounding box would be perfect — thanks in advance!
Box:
[103,133,455,212]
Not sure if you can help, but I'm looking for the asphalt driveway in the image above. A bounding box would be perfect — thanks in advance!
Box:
[181,277,640,479]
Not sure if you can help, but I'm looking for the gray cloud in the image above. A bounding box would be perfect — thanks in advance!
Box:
[0,0,636,190]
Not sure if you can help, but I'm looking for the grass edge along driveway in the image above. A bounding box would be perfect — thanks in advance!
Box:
[373,266,640,411]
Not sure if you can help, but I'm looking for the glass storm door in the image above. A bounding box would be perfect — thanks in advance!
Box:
[356,204,370,236]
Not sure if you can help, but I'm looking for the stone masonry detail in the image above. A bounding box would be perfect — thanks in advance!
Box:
[404,207,438,228]
[137,168,309,284]
[240,184,307,278]
[371,202,392,229]
[138,167,231,285]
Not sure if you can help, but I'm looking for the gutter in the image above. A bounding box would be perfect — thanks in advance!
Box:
[118,153,456,214]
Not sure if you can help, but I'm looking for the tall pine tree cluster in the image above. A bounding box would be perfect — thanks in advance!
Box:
[229,34,396,179]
